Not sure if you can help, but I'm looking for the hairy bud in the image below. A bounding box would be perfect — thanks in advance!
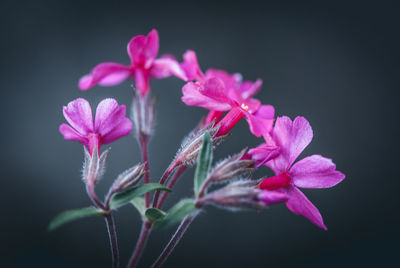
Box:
[175,122,228,166]
[132,91,156,141]
[111,163,146,192]
[208,148,254,183]
[82,146,110,187]
[197,180,288,210]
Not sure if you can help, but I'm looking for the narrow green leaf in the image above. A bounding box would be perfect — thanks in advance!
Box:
[194,131,213,197]
[153,199,197,229]
[110,183,171,209]
[48,207,104,231]
[145,208,166,222]
[130,197,146,216]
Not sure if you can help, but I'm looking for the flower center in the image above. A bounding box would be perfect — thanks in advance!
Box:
[240,103,249,111]
[259,172,291,190]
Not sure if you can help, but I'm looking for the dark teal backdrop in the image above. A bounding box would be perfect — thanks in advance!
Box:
[1,0,399,267]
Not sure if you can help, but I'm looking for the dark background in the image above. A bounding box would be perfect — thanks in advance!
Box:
[1,0,399,267]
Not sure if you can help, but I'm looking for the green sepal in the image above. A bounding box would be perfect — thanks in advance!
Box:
[194,131,213,197]
[153,199,197,229]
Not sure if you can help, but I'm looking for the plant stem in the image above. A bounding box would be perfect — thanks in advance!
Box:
[157,165,187,209]
[151,212,199,268]
[104,213,120,268]
[87,184,105,210]
[127,221,152,268]
[152,163,178,207]
[139,135,151,208]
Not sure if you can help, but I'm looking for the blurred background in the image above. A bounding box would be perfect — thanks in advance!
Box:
[1,0,399,267]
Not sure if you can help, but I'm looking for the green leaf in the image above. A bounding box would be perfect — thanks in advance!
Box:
[48,207,104,231]
[110,183,171,209]
[153,199,197,229]
[145,208,166,222]
[194,131,213,197]
[130,197,146,216]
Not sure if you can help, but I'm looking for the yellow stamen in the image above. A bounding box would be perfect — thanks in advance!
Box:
[241,103,249,111]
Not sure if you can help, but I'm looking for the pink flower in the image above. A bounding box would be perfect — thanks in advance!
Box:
[180,51,274,137]
[78,29,187,95]
[258,116,345,230]
[59,98,133,155]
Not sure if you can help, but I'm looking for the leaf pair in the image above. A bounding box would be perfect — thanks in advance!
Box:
[48,183,170,231]
[144,199,197,229]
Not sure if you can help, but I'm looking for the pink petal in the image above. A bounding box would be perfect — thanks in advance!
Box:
[205,69,241,90]
[253,104,275,119]
[78,62,131,90]
[248,143,280,168]
[286,187,327,230]
[151,57,188,81]
[59,123,88,145]
[200,78,231,103]
[94,98,127,137]
[62,98,93,135]
[180,50,204,81]
[101,118,133,144]
[290,155,345,189]
[134,68,150,96]
[267,116,313,173]
[181,82,232,111]
[258,190,288,206]
[238,79,263,99]
[243,111,274,137]
[127,29,159,67]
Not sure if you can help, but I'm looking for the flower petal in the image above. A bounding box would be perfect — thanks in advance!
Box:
[101,118,133,144]
[151,57,187,81]
[62,98,93,135]
[205,69,241,90]
[248,143,280,168]
[290,155,345,189]
[286,187,327,230]
[181,81,232,111]
[238,78,263,99]
[180,50,204,81]
[78,62,131,90]
[243,111,274,137]
[94,98,126,137]
[258,190,288,206]
[200,78,231,103]
[134,68,150,96]
[267,116,313,172]
[59,123,88,145]
[127,29,159,67]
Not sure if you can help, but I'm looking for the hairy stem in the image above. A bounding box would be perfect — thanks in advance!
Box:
[157,165,187,209]
[152,163,178,207]
[127,221,152,268]
[139,135,151,207]
[151,212,199,268]
[105,213,120,268]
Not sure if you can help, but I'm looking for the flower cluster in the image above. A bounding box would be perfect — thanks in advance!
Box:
[55,29,345,268]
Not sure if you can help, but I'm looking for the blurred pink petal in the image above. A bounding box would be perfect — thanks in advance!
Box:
[258,190,288,206]
[243,111,274,137]
[248,144,280,168]
[290,155,346,189]
[180,50,204,81]
[62,98,93,135]
[127,29,159,67]
[238,79,262,99]
[151,57,187,80]
[134,68,150,95]
[78,62,131,90]
[286,187,327,230]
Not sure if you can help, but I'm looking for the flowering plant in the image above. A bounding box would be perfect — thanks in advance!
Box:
[50,29,345,268]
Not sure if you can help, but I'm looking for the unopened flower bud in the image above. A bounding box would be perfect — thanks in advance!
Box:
[132,91,156,141]
[208,148,254,183]
[175,123,228,166]
[82,146,110,187]
[111,163,146,192]
[197,180,263,210]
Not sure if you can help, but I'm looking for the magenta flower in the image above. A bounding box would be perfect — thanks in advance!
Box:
[258,116,345,230]
[78,29,187,95]
[182,77,274,137]
[59,98,133,155]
